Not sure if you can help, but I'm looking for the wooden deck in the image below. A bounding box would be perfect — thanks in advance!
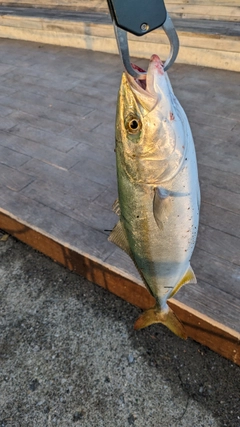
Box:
[0,39,239,364]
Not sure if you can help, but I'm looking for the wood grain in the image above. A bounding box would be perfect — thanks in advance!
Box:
[0,10,239,71]
[168,300,240,365]
[0,0,239,22]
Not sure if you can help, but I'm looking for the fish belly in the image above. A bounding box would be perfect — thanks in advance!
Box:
[117,162,199,305]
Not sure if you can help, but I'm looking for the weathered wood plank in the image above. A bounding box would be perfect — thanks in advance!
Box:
[0,186,114,261]
[168,5,240,21]
[17,158,107,202]
[191,248,240,300]
[204,174,240,205]
[0,24,238,73]
[175,278,240,332]
[199,164,240,195]
[0,163,35,191]
[167,0,240,4]
[1,0,239,5]
[196,147,240,177]
[168,300,240,366]
[197,224,240,266]
[0,131,79,170]
[174,18,240,37]
[1,9,240,39]
[202,184,240,216]
[200,203,240,238]
[0,144,31,168]
[0,13,239,71]
[0,0,240,22]
[186,122,240,177]
[187,111,238,131]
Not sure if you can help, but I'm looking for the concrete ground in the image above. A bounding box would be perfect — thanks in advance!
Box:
[0,235,240,427]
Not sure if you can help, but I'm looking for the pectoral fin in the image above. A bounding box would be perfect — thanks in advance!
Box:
[169,265,197,298]
[153,187,171,230]
[108,220,131,257]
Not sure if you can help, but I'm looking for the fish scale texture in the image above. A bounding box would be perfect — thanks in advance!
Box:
[1,236,240,427]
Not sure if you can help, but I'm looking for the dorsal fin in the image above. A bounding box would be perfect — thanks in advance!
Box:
[112,199,121,216]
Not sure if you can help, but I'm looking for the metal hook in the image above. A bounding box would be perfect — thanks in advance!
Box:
[113,13,179,78]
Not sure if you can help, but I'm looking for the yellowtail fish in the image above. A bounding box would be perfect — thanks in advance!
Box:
[109,55,200,339]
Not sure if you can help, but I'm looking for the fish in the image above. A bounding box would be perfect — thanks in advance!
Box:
[109,54,200,339]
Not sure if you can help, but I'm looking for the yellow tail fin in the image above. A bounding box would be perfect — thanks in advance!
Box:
[134,306,187,339]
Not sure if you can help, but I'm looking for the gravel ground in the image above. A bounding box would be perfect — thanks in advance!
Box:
[0,235,239,427]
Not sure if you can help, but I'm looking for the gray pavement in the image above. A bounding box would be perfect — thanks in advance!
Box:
[1,235,240,427]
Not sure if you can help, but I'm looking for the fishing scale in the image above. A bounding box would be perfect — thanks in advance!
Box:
[106,0,179,77]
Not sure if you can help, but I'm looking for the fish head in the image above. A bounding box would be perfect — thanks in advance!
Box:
[116,55,187,184]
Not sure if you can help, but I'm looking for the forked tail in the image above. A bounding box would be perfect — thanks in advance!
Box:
[134,305,187,339]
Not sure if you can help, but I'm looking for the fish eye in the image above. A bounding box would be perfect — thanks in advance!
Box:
[126,116,142,134]
[129,119,139,130]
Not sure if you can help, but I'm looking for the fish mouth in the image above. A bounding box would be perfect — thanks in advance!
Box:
[126,55,166,111]
[128,55,165,96]
[131,64,148,90]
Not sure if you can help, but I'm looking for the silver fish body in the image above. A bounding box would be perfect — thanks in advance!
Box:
[109,55,200,337]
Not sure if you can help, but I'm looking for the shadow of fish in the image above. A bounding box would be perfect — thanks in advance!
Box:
[109,55,200,339]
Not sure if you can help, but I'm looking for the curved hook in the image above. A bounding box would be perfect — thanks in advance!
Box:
[114,13,179,78]
[162,14,179,71]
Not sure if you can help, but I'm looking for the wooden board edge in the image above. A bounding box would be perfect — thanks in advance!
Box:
[168,299,240,365]
[1,209,239,365]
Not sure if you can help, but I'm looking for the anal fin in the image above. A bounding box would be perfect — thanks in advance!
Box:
[108,220,131,257]
[169,265,197,299]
